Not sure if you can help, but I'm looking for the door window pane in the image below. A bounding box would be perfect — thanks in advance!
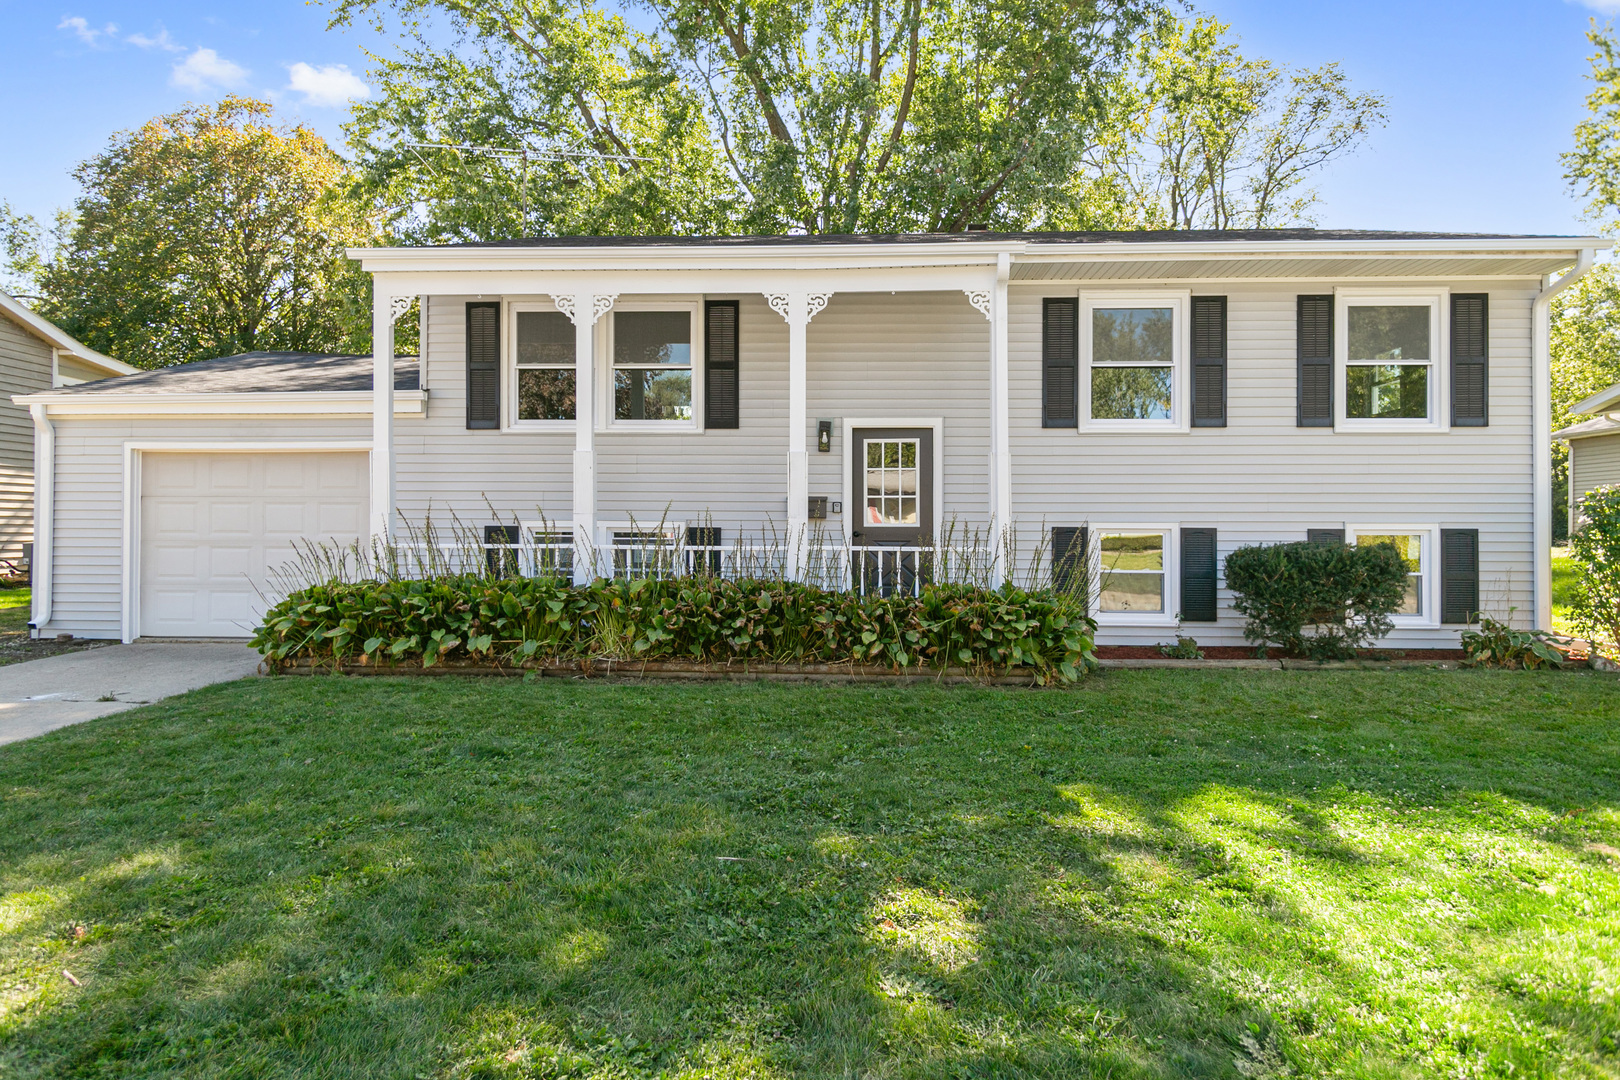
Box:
[1098,532,1165,613]
[864,439,919,526]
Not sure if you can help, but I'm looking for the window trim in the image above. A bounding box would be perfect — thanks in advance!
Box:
[600,298,704,432]
[1347,524,1439,629]
[1334,289,1450,433]
[1089,523,1180,627]
[1078,290,1190,433]
[507,299,577,432]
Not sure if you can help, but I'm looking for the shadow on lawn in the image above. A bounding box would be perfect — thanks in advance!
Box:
[0,672,1616,1078]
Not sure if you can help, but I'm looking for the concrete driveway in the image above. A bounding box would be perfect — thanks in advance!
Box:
[0,641,263,746]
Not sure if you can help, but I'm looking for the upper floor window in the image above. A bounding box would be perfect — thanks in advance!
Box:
[514,309,575,423]
[1079,292,1188,431]
[613,310,694,422]
[1336,291,1446,431]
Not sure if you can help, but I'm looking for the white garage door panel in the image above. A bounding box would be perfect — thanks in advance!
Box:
[139,452,368,638]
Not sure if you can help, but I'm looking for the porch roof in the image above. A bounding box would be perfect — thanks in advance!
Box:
[349,228,1610,284]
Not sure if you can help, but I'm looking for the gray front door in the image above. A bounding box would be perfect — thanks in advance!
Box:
[850,427,934,545]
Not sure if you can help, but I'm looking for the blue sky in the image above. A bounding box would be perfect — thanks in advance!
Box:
[1,0,1616,236]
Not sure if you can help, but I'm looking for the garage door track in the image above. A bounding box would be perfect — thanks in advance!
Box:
[0,642,262,746]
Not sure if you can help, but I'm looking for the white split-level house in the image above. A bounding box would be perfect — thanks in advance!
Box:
[11,229,1610,648]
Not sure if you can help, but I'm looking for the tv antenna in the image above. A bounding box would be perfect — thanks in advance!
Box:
[401,140,655,231]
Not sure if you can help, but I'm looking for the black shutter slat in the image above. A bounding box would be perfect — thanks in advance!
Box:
[1451,294,1488,427]
[1297,295,1333,427]
[1191,296,1227,428]
[1440,528,1480,624]
[1180,527,1218,622]
[704,300,740,429]
[1051,526,1088,605]
[465,301,501,430]
[1307,529,1346,545]
[1043,298,1078,428]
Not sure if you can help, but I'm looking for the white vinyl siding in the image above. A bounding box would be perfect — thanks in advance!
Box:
[1009,281,1538,648]
[1570,431,1620,529]
[0,314,54,563]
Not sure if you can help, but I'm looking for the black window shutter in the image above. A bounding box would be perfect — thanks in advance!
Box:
[705,300,740,429]
[1440,528,1480,624]
[1051,526,1088,604]
[1451,294,1488,427]
[1191,296,1227,428]
[466,301,501,430]
[1297,295,1333,427]
[1043,298,1078,428]
[1307,528,1346,545]
[1180,527,1218,621]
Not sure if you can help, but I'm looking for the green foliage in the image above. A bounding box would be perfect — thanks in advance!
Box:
[1459,614,1568,670]
[1223,540,1411,660]
[252,575,1096,682]
[1564,22,1620,227]
[1551,262,1620,543]
[1157,635,1203,660]
[10,97,381,369]
[1068,16,1386,230]
[1570,484,1620,647]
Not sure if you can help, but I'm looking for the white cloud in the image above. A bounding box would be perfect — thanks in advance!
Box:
[1572,0,1620,13]
[58,16,117,47]
[128,28,182,52]
[284,62,370,108]
[170,47,249,92]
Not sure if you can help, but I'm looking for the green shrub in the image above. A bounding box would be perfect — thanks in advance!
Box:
[1459,613,1567,669]
[1571,485,1620,648]
[1223,540,1411,660]
[251,577,1097,683]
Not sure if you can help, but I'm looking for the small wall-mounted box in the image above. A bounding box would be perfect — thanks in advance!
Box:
[808,496,828,519]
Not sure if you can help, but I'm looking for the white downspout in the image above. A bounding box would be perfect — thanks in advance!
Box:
[1533,247,1596,629]
[28,404,53,635]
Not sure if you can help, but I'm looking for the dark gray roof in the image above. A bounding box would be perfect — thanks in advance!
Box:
[440,228,1573,249]
[49,352,420,394]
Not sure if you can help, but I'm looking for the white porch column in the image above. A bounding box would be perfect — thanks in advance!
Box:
[554,292,616,583]
[967,254,1012,584]
[371,291,405,542]
[766,291,831,576]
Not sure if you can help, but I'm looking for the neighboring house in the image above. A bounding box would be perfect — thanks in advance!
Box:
[0,291,134,568]
[1555,379,1620,532]
[11,229,1608,646]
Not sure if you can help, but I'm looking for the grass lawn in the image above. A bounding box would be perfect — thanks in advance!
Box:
[0,588,29,635]
[1,671,1618,1078]
[1552,547,1582,638]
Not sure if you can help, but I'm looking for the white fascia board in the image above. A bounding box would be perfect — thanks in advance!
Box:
[1571,381,1620,416]
[13,389,427,417]
[1016,236,1611,260]
[0,291,138,375]
[367,265,1002,297]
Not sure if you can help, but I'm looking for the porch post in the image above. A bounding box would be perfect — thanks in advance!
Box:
[966,254,1011,585]
[556,291,616,584]
[766,291,831,577]
[370,288,400,542]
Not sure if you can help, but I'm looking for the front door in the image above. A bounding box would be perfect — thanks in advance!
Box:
[850,427,934,544]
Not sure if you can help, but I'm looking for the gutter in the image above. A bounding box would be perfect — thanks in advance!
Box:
[1533,247,1598,629]
[28,404,53,635]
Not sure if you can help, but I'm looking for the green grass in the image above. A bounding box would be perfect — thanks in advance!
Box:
[1552,547,1581,637]
[1,671,1618,1078]
[0,588,30,635]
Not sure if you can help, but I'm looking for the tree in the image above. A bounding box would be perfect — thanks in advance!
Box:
[330,0,1166,240]
[11,97,379,369]
[1066,17,1386,230]
[1551,263,1620,542]
[1566,22,1620,229]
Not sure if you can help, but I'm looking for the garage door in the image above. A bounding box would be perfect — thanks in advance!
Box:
[139,452,369,638]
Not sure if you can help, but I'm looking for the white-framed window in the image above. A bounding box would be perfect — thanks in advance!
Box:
[1079,291,1189,431]
[520,521,577,577]
[1090,525,1179,626]
[1348,525,1437,626]
[1336,290,1447,432]
[606,522,684,578]
[604,300,702,429]
[509,302,576,428]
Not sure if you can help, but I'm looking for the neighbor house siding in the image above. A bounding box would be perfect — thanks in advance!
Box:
[1007,281,1539,648]
[44,416,371,639]
[55,354,113,385]
[1570,431,1620,528]
[0,313,53,563]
